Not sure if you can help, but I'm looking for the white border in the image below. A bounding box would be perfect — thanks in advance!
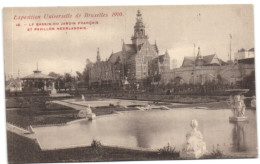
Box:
[0,0,259,164]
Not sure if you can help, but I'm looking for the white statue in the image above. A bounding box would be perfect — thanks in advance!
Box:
[226,89,249,121]
[230,95,246,117]
[78,104,96,120]
[145,104,151,110]
[86,104,92,115]
[240,95,246,116]
[181,119,207,159]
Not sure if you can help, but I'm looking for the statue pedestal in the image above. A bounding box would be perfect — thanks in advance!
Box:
[77,105,96,120]
[229,116,248,122]
[226,89,249,122]
[86,113,96,120]
[180,150,205,159]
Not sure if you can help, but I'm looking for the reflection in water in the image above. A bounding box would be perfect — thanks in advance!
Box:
[130,114,151,148]
[231,122,247,152]
[133,124,150,148]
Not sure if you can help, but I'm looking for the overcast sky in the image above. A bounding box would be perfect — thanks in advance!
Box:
[4,5,254,78]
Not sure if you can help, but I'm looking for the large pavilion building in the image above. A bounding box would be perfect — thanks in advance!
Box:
[88,10,170,88]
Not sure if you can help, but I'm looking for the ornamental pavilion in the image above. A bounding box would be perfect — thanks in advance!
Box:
[21,66,54,92]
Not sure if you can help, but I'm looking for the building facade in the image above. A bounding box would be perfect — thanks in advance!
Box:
[88,10,170,88]
[161,47,255,85]
[89,49,122,88]
[234,48,254,61]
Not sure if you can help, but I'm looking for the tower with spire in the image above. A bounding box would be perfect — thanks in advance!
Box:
[131,9,148,47]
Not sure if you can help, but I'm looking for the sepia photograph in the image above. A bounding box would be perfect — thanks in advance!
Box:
[2,4,258,163]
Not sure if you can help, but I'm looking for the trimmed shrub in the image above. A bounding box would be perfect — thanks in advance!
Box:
[158,143,179,157]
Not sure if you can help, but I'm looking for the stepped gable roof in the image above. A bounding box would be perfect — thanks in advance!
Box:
[203,54,215,64]
[202,54,223,65]
[21,70,54,80]
[182,56,195,67]
[182,54,221,67]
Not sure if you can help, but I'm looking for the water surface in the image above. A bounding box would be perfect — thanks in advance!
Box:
[33,108,257,156]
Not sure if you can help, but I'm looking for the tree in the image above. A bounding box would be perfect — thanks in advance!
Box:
[64,73,73,91]
[240,71,255,96]
[78,58,93,87]
[48,72,63,90]
[217,74,223,84]
[154,74,161,82]
[48,72,61,79]
[76,71,83,81]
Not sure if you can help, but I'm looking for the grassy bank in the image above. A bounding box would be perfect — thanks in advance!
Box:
[7,131,242,163]
[7,131,179,163]
[6,104,138,129]
[6,108,79,129]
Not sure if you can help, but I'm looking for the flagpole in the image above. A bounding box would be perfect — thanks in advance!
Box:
[193,43,196,84]
[194,43,196,66]
[229,34,232,62]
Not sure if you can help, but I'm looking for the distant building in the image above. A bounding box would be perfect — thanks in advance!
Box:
[234,48,254,60]
[171,59,177,69]
[88,10,170,88]
[161,47,254,85]
[5,78,22,92]
[181,47,224,67]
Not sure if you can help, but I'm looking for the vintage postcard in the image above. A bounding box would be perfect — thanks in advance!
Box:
[3,5,257,163]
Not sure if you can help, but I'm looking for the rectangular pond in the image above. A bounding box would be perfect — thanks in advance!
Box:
[33,108,257,157]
